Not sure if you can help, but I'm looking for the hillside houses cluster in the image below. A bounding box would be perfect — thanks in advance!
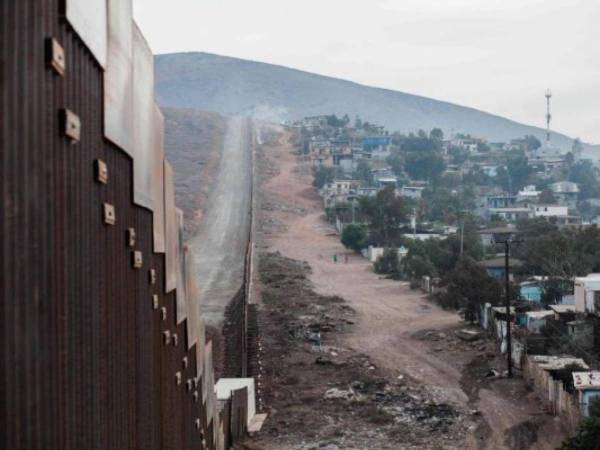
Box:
[298,115,598,228]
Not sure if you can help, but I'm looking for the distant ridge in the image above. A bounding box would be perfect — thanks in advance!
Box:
[155,52,579,150]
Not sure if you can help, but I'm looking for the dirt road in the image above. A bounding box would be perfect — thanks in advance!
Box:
[189,116,253,327]
[253,124,565,450]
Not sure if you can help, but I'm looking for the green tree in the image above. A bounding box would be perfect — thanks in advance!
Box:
[374,248,401,278]
[557,417,600,450]
[569,161,600,199]
[430,128,444,141]
[312,166,335,189]
[405,152,446,181]
[523,135,542,151]
[358,186,407,245]
[436,257,504,321]
[341,224,367,252]
[539,189,557,204]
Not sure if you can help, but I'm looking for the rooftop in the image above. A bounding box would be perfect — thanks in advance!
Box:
[548,304,577,314]
[479,257,523,268]
[572,372,600,390]
[530,355,589,371]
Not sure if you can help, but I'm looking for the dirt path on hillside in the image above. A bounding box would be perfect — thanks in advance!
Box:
[252,124,565,450]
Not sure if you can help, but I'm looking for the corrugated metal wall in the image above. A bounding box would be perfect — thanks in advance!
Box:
[0,1,221,449]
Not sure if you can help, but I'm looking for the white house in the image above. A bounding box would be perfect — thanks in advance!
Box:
[400,186,425,199]
[532,205,569,218]
[574,274,600,314]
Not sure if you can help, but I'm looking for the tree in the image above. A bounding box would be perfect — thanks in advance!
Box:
[341,224,367,252]
[449,146,470,164]
[312,166,335,189]
[569,161,600,199]
[430,128,444,141]
[358,186,407,245]
[523,135,542,152]
[405,152,445,181]
[539,189,557,204]
[374,248,401,278]
[557,417,600,450]
[436,257,504,321]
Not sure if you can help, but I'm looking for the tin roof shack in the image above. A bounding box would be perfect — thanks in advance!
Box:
[525,310,555,333]
[572,372,600,417]
[522,355,588,431]
[574,274,600,315]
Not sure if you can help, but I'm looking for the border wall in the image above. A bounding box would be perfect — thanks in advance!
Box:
[1,1,229,448]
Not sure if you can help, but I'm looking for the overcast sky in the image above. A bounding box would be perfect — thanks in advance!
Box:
[133,0,600,143]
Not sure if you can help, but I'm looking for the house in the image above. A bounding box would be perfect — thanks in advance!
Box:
[517,185,541,202]
[375,176,398,189]
[479,257,522,280]
[550,181,580,208]
[488,207,532,221]
[520,280,543,302]
[362,246,407,263]
[400,186,425,199]
[574,274,600,314]
[572,372,600,417]
[480,165,499,177]
[532,204,569,218]
[487,194,517,209]
[523,355,588,424]
[548,304,577,322]
[357,187,378,197]
[524,310,554,333]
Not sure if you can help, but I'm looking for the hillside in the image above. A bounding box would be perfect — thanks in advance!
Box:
[163,107,227,239]
[155,52,578,150]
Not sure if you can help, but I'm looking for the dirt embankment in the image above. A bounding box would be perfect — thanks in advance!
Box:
[245,124,567,450]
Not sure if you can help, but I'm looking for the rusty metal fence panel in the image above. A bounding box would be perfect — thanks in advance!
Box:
[1,2,222,449]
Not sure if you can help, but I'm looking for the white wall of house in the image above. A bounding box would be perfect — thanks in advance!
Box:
[533,205,568,217]
[574,275,600,313]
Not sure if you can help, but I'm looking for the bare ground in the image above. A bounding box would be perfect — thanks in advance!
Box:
[245,124,567,450]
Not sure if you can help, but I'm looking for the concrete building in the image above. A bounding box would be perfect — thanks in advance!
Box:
[574,274,600,314]
[532,204,569,218]
[572,372,600,417]
[400,186,425,199]
[550,181,580,208]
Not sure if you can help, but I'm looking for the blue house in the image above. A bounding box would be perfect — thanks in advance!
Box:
[573,372,600,417]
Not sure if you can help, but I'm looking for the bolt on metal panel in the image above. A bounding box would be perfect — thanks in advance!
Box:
[164,161,177,293]
[46,38,66,76]
[104,0,134,154]
[95,159,108,184]
[63,0,108,68]
[61,109,81,143]
[131,23,155,210]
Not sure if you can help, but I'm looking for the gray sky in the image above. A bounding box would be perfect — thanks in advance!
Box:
[133,0,600,144]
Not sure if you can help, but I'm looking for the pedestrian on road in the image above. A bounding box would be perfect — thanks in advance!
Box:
[333,254,337,263]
